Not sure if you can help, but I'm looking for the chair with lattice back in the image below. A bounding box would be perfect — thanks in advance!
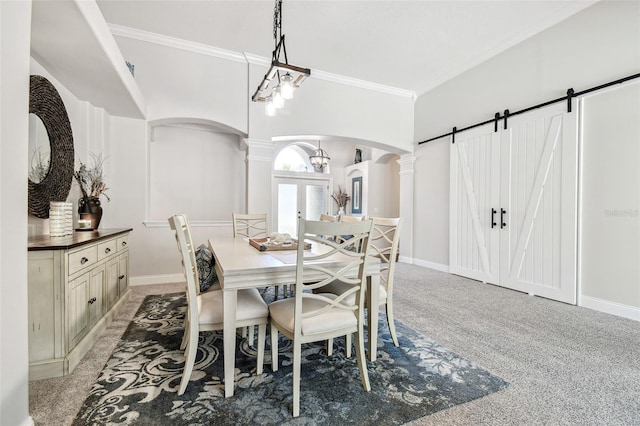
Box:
[323,216,403,355]
[168,213,268,395]
[269,217,373,417]
[232,213,269,239]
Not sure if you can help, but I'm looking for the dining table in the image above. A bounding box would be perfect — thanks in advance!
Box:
[209,235,381,398]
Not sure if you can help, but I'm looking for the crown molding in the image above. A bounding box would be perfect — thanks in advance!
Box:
[109,25,416,100]
[312,69,415,100]
[109,24,246,64]
[244,52,270,67]
[246,52,414,98]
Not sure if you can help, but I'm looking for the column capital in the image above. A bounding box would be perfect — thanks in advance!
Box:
[397,155,416,175]
[243,138,276,150]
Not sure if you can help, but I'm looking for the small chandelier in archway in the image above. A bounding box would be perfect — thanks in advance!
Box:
[309,141,330,170]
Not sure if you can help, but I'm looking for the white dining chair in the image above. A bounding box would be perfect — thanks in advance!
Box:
[169,213,268,395]
[339,215,363,222]
[269,217,373,417]
[324,217,403,352]
[331,214,363,249]
[319,213,337,222]
[232,213,269,239]
[232,212,293,302]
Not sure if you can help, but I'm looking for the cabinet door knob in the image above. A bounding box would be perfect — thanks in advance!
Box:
[118,275,125,280]
[121,241,127,247]
[81,257,89,264]
[105,248,111,254]
[88,297,97,304]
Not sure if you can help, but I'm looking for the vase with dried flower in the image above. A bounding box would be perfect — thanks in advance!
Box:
[331,185,350,217]
[74,154,110,230]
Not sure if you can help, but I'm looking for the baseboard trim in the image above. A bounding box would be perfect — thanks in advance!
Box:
[403,257,450,273]
[580,296,640,322]
[130,274,184,286]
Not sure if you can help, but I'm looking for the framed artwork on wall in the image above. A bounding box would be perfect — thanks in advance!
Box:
[351,176,362,214]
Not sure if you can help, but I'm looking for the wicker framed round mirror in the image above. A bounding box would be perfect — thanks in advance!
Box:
[28,75,74,219]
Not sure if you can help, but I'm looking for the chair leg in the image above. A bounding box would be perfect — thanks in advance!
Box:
[248,325,255,346]
[292,342,302,417]
[180,316,190,350]
[345,334,352,358]
[354,329,371,392]
[256,323,266,375]
[270,323,279,372]
[386,302,399,347]
[326,337,333,356]
[178,331,199,395]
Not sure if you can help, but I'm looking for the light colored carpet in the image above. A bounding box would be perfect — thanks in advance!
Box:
[395,265,640,426]
[29,265,640,425]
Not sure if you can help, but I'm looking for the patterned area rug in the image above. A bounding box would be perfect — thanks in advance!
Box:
[73,292,508,425]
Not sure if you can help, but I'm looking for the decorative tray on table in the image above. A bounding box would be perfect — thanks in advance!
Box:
[249,235,311,252]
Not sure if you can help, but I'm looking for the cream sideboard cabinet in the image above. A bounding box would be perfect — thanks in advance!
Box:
[27,229,132,380]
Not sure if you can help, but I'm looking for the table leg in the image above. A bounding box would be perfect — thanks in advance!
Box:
[223,289,238,398]
[367,274,380,362]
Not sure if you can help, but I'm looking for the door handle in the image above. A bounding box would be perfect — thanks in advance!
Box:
[501,208,507,229]
[491,209,497,228]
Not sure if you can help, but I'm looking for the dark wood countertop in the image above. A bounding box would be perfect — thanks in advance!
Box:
[28,228,133,251]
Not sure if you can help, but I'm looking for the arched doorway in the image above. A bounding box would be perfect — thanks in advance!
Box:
[272,143,332,236]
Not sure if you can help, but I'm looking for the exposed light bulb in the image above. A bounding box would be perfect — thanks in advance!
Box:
[273,86,285,108]
[265,96,276,116]
[281,73,294,100]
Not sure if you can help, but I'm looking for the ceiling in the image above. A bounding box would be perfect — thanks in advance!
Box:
[96,0,597,95]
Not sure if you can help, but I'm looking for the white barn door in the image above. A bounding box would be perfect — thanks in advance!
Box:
[450,124,500,284]
[499,103,578,304]
[450,102,578,304]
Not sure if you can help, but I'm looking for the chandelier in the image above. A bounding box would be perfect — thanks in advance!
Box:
[309,141,330,170]
[251,0,311,116]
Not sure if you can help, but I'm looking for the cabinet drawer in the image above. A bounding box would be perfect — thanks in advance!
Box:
[117,235,129,252]
[68,246,97,276]
[97,239,117,261]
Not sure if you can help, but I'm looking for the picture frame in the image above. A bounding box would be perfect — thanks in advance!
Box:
[351,176,362,214]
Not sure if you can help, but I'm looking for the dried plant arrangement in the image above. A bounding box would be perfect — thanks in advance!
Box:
[331,185,350,208]
[74,153,110,201]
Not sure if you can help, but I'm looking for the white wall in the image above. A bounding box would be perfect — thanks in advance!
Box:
[112,35,248,132]
[112,31,415,151]
[148,125,245,221]
[249,63,415,153]
[579,81,640,320]
[1,1,32,425]
[413,0,640,268]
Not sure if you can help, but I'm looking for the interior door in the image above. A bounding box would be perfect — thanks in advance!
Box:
[450,124,501,284]
[499,102,578,304]
[273,176,330,237]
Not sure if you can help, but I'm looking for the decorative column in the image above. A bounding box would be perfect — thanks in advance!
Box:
[243,138,275,215]
[397,155,416,263]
